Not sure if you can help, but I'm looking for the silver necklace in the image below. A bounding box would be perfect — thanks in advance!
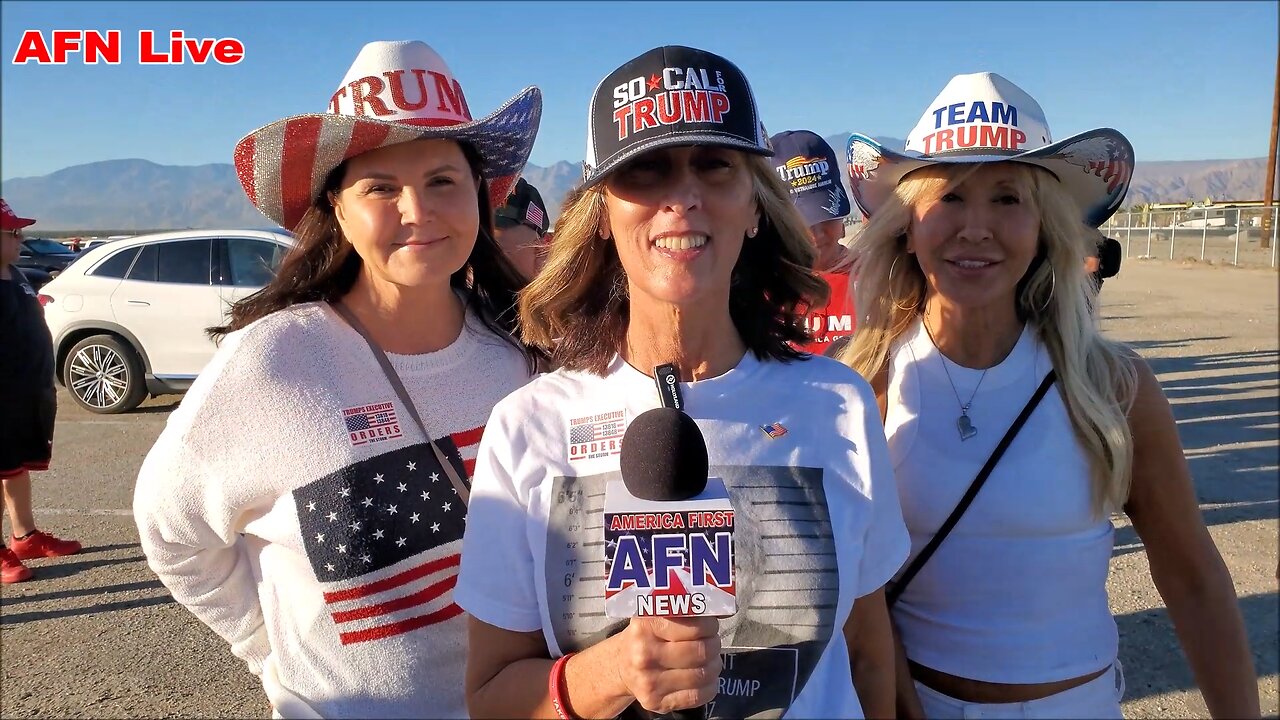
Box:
[922,322,988,441]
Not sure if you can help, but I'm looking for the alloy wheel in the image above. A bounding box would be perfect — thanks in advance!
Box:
[67,343,130,410]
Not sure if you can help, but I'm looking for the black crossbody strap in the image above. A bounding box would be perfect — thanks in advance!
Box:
[330,301,470,505]
[887,369,1058,607]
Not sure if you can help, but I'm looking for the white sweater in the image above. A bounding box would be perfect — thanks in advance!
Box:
[134,302,532,719]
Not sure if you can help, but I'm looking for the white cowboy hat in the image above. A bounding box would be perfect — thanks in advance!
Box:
[846,72,1133,227]
[234,40,541,231]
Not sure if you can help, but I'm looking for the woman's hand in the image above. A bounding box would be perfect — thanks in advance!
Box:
[614,616,723,714]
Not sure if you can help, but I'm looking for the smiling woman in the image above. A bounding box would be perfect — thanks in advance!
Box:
[326,138,484,349]
[837,72,1259,719]
[132,40,546,719]
[455,45,910,720]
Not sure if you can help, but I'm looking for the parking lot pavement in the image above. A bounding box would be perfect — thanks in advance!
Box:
[1,259,1276,719]
[1,394,264,718]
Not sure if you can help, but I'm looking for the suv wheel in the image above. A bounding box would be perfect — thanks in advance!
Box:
[64,334,148,414]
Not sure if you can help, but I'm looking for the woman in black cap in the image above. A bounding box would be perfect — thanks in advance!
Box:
[456,46,908,720]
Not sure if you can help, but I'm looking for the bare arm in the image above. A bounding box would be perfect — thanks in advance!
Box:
[889,620,925,720]
[1123,357,1260,719]
[867,369,925,719]
[466,616,721,719]
[845,587,897,719]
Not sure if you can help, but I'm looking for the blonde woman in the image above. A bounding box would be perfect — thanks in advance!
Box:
[455,46,908,720]
[838,72,1258,719]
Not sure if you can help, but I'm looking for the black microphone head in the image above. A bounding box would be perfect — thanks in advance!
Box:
[619,408,709,502]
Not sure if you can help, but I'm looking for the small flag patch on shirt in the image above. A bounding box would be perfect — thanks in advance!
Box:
[760,422,788,439]
[343,402,403,446]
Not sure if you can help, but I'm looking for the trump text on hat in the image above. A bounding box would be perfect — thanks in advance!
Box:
[612,66,730,141]
[11,30,245,65]
[328,69,470,120]
[777,156,831,188]
[920,100,1026,155]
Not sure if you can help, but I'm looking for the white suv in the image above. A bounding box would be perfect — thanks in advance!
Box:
[38,229,294,414]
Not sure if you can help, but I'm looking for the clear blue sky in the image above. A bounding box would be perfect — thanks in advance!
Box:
[1,0,1276,181]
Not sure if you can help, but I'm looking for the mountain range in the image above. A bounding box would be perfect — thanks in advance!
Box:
[1,136,1272,231]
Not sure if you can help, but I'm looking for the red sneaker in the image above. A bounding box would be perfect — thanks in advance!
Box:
[9,530,82,560]
[1,546,34,583]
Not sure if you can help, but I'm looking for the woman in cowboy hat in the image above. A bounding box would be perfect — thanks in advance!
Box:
[133,40,543,718]
[838,72,1258,718]
[454,45,908,720]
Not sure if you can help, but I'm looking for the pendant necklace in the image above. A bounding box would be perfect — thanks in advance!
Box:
[923,322,988,441]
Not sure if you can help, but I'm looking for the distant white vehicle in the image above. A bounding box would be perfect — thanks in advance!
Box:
[83,236,127,250]
[1175,217,1230,229]
[38,228,294,413]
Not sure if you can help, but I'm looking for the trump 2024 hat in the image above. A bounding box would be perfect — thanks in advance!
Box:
[495,178,550,236]
[846,72,1133,227]
[581,45,771,188]
[234,40,542,231]
[769,130,850,227]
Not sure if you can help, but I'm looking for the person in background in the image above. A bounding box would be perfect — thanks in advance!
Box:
[1086,229,1123,291]
[840,71,1259,719]
[770,130,856,355]
[457,45,907,720]
[132,40,542,718]
[493,177,551,280]
[1,198,82,585]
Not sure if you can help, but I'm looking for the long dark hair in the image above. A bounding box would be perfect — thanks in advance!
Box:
[210,142,540,371]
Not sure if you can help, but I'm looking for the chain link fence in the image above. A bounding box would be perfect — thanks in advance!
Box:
[1100,206,1278,268]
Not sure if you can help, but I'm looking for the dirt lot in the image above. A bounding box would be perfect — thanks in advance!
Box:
[0,258,1276,719]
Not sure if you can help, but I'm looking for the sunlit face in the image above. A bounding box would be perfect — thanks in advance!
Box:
[492,221,543,281]
[808,218,846,270]
[1,228,23,267]
[906,163,1040,310]
[332,138,480,291]
[602,145,759,309]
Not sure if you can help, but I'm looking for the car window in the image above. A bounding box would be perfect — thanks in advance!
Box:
[156,239,212,285]
[89,247,140,278]
[225,238,284,287]
[23,238,75,254]
[127,244,158,281]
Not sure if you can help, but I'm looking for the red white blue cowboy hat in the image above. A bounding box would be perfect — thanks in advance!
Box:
[846,72,1133,227]
[234,40,541,231]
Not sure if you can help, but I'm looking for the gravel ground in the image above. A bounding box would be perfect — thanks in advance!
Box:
[0,257,1276,719]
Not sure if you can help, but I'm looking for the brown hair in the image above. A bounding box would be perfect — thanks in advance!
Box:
[519,153,828,375]
[210,142,540,372]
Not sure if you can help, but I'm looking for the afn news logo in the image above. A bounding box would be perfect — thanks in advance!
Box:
[11,30,245,65]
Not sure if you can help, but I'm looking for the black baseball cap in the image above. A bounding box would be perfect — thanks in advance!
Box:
[769,130,850,227]
[494,178,550,235]
[581,45,772,188]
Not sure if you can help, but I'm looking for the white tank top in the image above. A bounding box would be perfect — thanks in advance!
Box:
[885,320,1117,684]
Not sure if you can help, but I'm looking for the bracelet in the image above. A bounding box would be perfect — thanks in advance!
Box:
[549,652,577,720]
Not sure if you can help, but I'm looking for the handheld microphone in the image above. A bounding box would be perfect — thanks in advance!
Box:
[606,408,736,720]
[619,407,707,501]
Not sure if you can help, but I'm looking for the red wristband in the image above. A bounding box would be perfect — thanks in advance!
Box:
[549,652,577,720]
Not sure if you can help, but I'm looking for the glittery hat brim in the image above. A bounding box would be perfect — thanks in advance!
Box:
[234,86,541,231]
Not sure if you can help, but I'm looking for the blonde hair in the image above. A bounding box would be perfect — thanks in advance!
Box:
[837,163,1138,515]
[520,153,826,374]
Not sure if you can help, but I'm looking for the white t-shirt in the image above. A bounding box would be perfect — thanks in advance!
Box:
[455,352,909,719]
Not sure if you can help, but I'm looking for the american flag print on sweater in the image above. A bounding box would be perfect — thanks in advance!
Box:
[295,425,484,645]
